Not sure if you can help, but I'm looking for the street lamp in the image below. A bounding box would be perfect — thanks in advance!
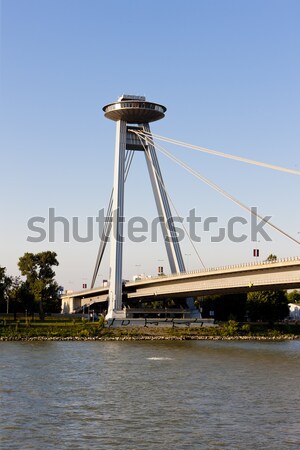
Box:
[97,274,104,287]
[134,264,141,275]
[157,259,164,276]
[5,293,9,315]
[185,253,191,272]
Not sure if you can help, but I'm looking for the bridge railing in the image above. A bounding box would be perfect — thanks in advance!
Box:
[131,256,300,284]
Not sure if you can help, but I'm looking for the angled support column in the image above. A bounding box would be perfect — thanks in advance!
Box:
[143,123,185,274]
[142,124,199,318]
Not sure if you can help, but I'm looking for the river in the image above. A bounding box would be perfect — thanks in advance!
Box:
[1,340,299,449]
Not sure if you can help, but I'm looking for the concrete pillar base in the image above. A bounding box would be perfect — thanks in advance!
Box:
[188,309,202,318]
[105,308,126,320]
[186,297,201,318]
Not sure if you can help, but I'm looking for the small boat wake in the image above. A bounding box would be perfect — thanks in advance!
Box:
[146,357,173,361]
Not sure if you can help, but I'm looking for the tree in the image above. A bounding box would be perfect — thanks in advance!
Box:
[266,254,277,262]
[0,266,12,312]
[198,293,247,321]
[18,251,59,319]
[287,290,300,304]
[7,277,35,318]
[246,290,289,322]
[6,276,22,318]
[42,280,61,314]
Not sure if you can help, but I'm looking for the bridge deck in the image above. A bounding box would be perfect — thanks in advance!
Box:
[61,258,300,314]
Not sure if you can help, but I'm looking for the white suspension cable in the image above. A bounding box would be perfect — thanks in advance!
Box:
[136,130,300,247]
[142,130,300,176]
[125,150,135,182]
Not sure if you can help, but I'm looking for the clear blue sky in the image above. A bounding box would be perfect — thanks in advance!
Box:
[1,0,299,290]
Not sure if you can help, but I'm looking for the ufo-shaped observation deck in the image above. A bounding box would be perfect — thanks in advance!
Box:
[103,95,166,123]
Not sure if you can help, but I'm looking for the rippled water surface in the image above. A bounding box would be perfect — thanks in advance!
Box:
[1,340,299,449]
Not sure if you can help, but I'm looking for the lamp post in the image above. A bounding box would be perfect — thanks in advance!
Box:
[97,274,104,287]
[134,264,141,276]
[157,259,164,276]
[82,277,88,289]
[5,293,9,315]
[185,253,191,272]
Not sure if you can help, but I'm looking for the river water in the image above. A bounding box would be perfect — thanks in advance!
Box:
[1,340,299,449]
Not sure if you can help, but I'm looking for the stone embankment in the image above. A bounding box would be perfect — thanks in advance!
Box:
[1,335,299,342]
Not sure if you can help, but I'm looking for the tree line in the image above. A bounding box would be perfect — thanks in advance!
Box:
[197,290,300,323]
[0,251,61,320]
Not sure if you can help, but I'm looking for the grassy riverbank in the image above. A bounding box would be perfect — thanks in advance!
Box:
[0,317,299,340]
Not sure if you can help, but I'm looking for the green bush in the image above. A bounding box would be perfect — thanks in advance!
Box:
[220,320,239,336]
[241,323,251,334]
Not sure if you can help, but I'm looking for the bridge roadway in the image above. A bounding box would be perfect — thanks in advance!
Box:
[61,257,300,313]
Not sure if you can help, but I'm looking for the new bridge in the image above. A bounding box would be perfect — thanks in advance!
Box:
[61,95,300,318]
[61,257,300,314]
